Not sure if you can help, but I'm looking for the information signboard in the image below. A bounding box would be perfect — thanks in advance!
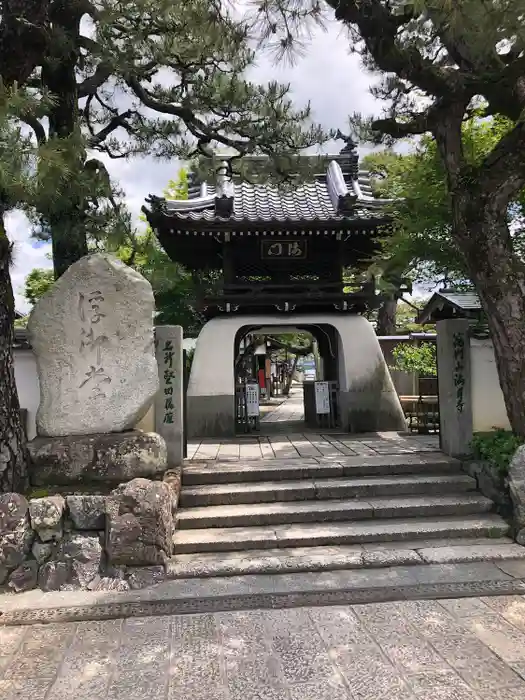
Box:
[245,383,260,417]
[314,381,331,415]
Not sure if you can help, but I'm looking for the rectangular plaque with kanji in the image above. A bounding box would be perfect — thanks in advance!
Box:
[260,240,307,260]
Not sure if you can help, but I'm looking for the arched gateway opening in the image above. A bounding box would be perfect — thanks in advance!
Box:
[144,139,408,439]
[234,323,337,434]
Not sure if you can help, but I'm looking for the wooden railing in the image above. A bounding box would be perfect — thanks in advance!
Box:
[399,395,440,434]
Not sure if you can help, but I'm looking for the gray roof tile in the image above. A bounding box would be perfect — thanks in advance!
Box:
[154,169,389,224]
[439,291,482,310]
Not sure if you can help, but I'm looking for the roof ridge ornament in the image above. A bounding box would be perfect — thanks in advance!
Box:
[215,160,234,217]
[335,129,359,181]
[335,129,358,154]
[326,161,357,215]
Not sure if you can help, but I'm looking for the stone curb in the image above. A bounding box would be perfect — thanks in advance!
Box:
[1,577,525,627]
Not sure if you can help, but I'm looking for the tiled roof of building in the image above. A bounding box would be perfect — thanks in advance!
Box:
[416,290,483,324]
[438,291,482,310]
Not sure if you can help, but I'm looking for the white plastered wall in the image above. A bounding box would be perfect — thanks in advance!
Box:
[14,349,40,439]
[188,313,406,431]
[470,337,511,432]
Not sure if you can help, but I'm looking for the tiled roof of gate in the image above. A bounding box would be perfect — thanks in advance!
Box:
[151,167,391,224]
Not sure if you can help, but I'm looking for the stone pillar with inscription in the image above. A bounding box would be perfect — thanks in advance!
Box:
[436,319,473,457]
[155,326,184,466]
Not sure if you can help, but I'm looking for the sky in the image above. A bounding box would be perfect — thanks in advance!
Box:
[7,17,382,314]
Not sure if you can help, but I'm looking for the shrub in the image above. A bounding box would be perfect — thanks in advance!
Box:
[470,430,524,476]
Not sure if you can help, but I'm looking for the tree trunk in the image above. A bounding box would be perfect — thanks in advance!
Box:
[0,219,28,493]
[376,298,398,335]
[0,0,50,86]
[42,4,88,279]
[283,355,298,396]
[453,193,525,437]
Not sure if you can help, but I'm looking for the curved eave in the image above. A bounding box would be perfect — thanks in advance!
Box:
[144,207,392,234]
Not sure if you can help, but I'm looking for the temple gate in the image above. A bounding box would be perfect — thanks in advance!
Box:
[144,141,408,438]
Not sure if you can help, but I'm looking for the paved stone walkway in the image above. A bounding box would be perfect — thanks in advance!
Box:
[188,429,439,462]
[2,597,525,699]
[260,386,305,424]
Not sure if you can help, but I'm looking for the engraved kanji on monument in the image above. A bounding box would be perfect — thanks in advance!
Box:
[27,253,159,436]
[154,325,183,466]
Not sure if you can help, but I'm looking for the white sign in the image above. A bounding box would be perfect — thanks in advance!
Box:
[315,381,331,415]
[245,383,260,417]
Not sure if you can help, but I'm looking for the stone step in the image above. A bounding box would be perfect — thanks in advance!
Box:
[179,473,476,507]
[177,493,493,529]
[172,513,510,554]
[166,538,525,579]
[182,452,461,485]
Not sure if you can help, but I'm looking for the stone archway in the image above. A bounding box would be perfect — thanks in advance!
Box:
[187,314,406,438]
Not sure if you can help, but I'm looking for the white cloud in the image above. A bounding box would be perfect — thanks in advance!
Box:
[9,18,378,311]
[6,211,53,314]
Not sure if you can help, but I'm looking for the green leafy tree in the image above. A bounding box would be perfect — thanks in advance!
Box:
[24,268,54,306]
[364,115,524,288]
[7,0,328,279]
[256,0,525,436]
[390,342,437,378]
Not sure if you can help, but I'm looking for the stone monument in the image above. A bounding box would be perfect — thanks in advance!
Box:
[27,253,168,484]
[28,253,158,436]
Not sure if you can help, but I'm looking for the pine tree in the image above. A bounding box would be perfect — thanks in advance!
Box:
[0,87,77,491]
[4,0,328,278]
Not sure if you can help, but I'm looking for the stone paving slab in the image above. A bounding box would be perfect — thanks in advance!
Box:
[2,598,525,699]
[187,430,440,462]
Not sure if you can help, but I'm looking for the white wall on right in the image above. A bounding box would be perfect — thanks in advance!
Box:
[470,338,511,432]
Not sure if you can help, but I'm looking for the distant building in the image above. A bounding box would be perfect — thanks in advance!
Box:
[416,290,483,325]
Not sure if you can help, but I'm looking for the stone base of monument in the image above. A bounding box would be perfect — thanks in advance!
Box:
[27,431,168,487]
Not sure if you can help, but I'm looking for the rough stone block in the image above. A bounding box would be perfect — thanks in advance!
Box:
[8,560,38,592]
[58,533,103,587]
[32,540,54,565]
[38,560,69,591]
[87,575,130,592]
[127,565,166,589]
[66,495,106,529]
[0,493,33,571]
[163,467,182,512]
[29,495,65,542]
[106,478,174,566]
[27,252,158,437]
[28,430,167,486]
[508,445,525,535]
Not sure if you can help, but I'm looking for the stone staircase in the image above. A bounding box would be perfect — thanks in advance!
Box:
[167,451,524,580]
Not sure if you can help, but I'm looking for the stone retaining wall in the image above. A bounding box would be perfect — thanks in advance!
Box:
[0,471,181,594]
[462,460,513,520]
